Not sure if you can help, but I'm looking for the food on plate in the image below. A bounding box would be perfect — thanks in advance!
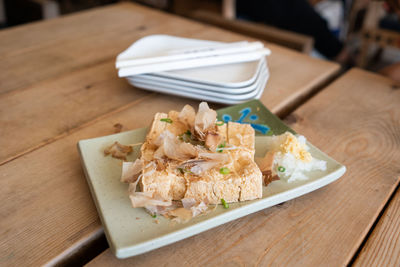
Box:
[119,102,262,221]
[104,141,133,160]
[256,132,327,183]
[114,102,326,222]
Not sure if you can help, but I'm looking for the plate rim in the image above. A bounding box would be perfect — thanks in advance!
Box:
[131,60,267,94]
[127,68,268,100]
[126,69,269,104]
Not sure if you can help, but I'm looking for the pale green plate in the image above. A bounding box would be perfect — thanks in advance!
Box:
[78,100,346,259]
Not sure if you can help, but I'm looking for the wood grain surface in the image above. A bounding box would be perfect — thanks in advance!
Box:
[0,3,339,266]
[354,188,400,266]
[0,94,194,266]
[85,69,400,266]
[0,2,339,166]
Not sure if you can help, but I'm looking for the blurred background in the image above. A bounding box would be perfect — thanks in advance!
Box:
[2,0,400,78]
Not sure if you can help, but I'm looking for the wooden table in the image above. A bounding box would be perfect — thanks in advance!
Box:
[0,2,399,266]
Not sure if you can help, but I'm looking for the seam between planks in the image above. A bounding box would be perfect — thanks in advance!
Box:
[348,176,400,266]
[276,66,343,118]
[0,2,205,97]
[0,3,129,58]
[47,227,107,267]
[0,51,115,97]
[0,93,156,166]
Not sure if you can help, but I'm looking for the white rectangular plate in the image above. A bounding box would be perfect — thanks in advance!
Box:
[127,68,268,104]
[118,35,266,87]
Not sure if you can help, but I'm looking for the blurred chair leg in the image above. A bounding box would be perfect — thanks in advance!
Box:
[31,0,60,19]
[222,0,235,20]
[358,32,371,68]
[0,0,6,26]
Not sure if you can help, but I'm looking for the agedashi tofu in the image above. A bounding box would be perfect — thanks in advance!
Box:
[138,103,262,205]
[109,102,325,222]
[116,102,264,221]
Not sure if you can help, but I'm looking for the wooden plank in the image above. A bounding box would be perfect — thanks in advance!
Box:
[85,69,400,266]
[0,3,339,165]
[0,94,196,267]
[191,10,314,53]
[0,2,210,94]
[354,188,400,266]
[259,43,336,116]
[0,60,149,165]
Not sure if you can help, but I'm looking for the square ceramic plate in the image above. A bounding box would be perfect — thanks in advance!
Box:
[127,67,268,104]
[126,70,266,105]
[78,100,346,259]
[153,56,264,88]
[131,58,267,95]
[117,35,267,87]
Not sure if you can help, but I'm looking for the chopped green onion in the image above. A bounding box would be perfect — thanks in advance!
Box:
[216,121,225,126]
[160,118,173,123]
[266,130,274,136]
[221,198,229,209]
[185,130,191,136]
[278,166,286,172]
[177,168,184,174]
[152,214,157,218]
[220,167,230,175]
[216,142,226,153]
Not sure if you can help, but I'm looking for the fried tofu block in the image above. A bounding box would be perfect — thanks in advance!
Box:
[170,175,187,200]
[184,170,261,204]
[140,169,173,201]
[184,180,219,203]
[140,113,262,204]
[237,160,263,201]
[216,123,228,142]
[184,151,262,204]
[147,112,168,141]
[140,167,187,201]
[227,122,255,152]
[213,178,242,202]
[141,158,262,204]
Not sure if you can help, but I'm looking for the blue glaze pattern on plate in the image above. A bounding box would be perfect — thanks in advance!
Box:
[222,107,271,135]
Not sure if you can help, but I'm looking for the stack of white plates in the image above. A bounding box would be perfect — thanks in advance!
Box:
[117,35,270,104]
